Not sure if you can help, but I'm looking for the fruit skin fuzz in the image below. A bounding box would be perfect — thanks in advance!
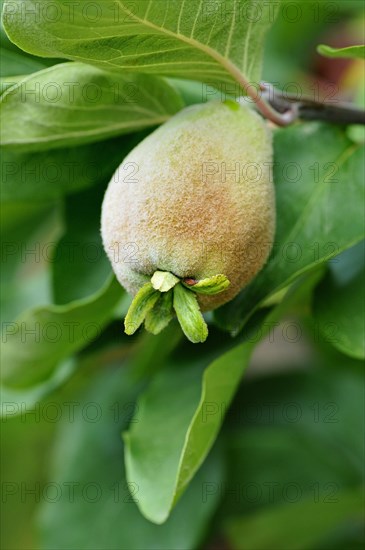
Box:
[101,100,275,341]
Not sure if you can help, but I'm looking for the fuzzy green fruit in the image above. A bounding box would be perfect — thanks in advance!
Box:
[101,101,275,341]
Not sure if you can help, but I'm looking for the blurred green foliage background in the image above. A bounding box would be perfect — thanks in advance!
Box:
[1,1,364,549]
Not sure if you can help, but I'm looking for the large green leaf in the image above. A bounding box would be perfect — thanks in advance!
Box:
[313,241,365,360]
[1,275,123,388]
[215,123,365,334]
[124,271,321,524]
[317,44,365,60]
[2,1,277,87]
[124,344,251,525]
[0,62,184,151]
[37,363,223,550]
[1,131,147,202]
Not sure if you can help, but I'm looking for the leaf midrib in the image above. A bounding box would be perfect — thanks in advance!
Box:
[116,0,245,86]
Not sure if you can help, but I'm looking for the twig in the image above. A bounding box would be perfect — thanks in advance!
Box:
[260,83,365,126]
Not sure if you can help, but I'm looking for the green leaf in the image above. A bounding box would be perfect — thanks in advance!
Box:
[0,12,48,76]
[317,44,365,60]
[313,241,365,360]
[125,342,253,524]
[0,358,76,418]
[0,62,184,151]
[1,202,62,323]
[37,364,224,550]
[0,75,24,95]
[52,185,111,305]
[216,123,365,334]
[173,284,208,343]
[0,44,46,76]
[124,283,160,335]
[1,275,123,388]
[3,1,278,86]
[124,272,321,524]
[225,489,364,550]
[151,271,180,292]
[183,274,230,295]
[145,291,174,335]
[0,132,147,202]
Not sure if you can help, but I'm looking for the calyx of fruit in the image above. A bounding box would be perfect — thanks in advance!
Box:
[124,271,230,343]
[101,100,275,343]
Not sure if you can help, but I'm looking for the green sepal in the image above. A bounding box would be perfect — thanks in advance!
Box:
[124,283,160,335]
[182,274,230,295]
[173,283,208,344]
[151,270,180,292]
[145,290,174,335]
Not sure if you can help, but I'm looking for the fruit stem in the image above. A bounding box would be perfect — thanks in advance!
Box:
[220,60,298,126]
[260,82,365,126]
